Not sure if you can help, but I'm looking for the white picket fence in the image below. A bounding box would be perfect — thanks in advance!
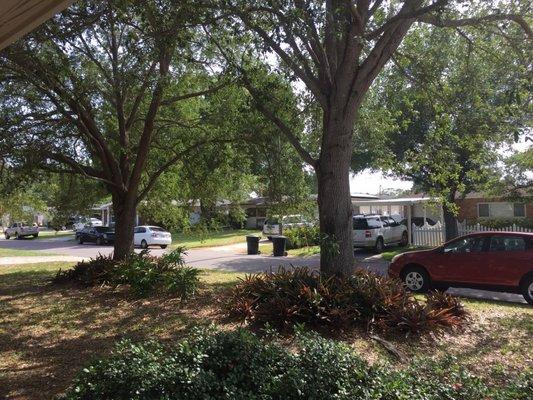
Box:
[412,221,533,247]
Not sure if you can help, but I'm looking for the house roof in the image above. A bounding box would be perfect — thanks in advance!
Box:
[352,197,437,206]
[0,0,74,50]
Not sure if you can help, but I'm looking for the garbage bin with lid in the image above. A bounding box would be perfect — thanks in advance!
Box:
[246,235,260,255]
[272,235,287,257]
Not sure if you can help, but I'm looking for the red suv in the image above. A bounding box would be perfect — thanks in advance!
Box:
[388,232,533,304]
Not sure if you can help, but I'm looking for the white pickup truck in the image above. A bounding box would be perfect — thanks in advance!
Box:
[4,223,39,239]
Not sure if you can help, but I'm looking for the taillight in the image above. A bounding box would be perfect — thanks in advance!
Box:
[151,233,158,237]
[365,230,372,238]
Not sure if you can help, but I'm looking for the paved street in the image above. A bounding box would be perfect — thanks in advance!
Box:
[0,235,527,304]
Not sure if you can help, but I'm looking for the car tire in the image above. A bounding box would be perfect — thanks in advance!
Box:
[14,232,19,239]
[5,234,9,240]
[160,245,167,249]
[520,275,533,305]
[399,231,408,247]
[33,234,39,238]
[141,239,148,249]
[267,236,272,241]
[77,236,83,245]
[401,265,431,293]
[96,237,103,246]
[374,237,384,253]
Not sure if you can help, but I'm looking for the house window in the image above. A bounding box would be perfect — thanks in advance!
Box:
[514,203,526,217]
[478,202,526,218]
[478,203,490,218]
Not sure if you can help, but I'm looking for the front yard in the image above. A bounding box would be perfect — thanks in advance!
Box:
[0,262,531,399]
[171,229,258,249]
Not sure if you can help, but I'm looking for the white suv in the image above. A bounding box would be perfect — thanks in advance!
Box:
[352,215,408,252]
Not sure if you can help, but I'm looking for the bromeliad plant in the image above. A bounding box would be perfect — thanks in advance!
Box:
[54,247,200,299]
[226,267,468,336]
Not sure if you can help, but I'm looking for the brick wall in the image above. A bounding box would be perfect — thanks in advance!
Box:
[455,197,533,222]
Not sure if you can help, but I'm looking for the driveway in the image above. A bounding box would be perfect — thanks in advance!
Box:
[0,236,526,304]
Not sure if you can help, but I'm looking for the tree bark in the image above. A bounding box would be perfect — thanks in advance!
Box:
[443,202,459,242]
[112,192,137,261]
[316,110,355,276]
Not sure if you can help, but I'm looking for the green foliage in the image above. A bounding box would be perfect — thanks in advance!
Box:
[226,267,468,335]
[469,217,533,230]
[60,329,533,400]
[54,248,199,298]
[284,225,320,249]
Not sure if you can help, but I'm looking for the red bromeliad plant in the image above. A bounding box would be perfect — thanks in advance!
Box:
[226,267,469,335]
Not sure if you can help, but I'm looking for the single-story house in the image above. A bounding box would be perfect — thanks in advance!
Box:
[243,193,379,229]
[454,192,530,222]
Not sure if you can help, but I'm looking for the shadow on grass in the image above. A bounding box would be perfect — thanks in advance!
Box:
[0,267,239,400]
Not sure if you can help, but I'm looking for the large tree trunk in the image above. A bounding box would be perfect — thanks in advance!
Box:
[112,192,137,261]
[443,203,459,242]
[317,111,355,276]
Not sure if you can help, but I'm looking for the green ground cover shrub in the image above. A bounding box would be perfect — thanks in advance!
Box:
[227,267,468,335]
[54,247,199,298]
[59,328,532,400]
[284,225,320,249]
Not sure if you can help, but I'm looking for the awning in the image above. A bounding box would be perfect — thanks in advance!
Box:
[0,0,74,50]
[352,197,436,206]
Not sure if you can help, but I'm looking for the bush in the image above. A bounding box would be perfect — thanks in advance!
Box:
[470,217,533,230]
[60,329,533,400]
[284,225,320,250]
[54,248,200,298]
[226,267,468,335]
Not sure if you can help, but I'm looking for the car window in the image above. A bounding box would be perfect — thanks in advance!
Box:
[489,236,526,252]
[380,217,390,227]
[149,226,166,232]
[95,227,112,233]
[366,218,381,229]
[353,218,368,230]
[444,237,486,253]
[136,227,146,233]
[386,217,398,226]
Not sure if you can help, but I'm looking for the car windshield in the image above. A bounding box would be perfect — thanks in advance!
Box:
[149,226,166,232]
[265,219,279,225]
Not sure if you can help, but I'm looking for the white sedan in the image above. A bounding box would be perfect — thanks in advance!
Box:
[133,226,172,249]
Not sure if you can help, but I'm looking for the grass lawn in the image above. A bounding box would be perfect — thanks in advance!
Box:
[1,262,531,399]
[171,229,258,249]
[258,243,320,257]
[35,230,74,239]
[0,248,56,257]
[381,245,432,261]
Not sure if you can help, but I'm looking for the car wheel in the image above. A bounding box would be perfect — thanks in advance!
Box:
[96,237,103,246]
[14,232,19,239]
[267,236,272,241]
[400,231,408,247]
[401,266,431,293]
[33,234,39,238]
[5,234,10,239]
[77,236,83,245]
[520,275,533,305]
[374,237,384,253]
[141,239,148,249]
[160,245,167,249]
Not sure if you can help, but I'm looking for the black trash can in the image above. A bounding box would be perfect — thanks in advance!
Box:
[246,235,260,255]
[272,235,287,257]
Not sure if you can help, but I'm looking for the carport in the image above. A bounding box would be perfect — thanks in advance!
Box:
[352,197,441,245]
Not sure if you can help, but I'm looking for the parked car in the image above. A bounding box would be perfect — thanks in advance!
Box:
[76,226,115,245]
[352,215,408,252]
[72,217,103,232]
[262,215,309,239]
[388,232,533,304]
[399,217,437,227]
[4,222,39,239]
[134,226,172,249]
